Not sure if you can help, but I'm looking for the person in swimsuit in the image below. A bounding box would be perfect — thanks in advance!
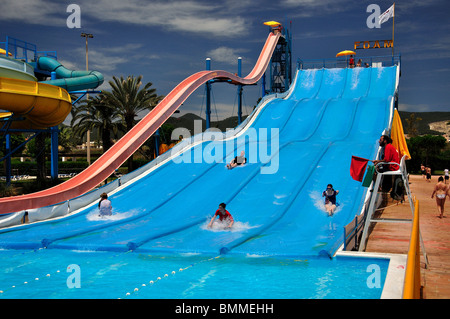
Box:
[227,151,247,170]
[426,167,432,182]
[208,203,234,229]
[431,176,449,218]
[98,192,112,217]
[421,164,426,179]
[322,184,339,216]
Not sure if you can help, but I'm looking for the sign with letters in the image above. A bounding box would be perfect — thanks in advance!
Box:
[354,40,393,50]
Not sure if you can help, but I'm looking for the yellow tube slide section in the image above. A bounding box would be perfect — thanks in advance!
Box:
[0,77,71,129]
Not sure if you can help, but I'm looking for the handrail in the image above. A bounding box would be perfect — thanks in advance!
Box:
[343,214,365,251]
[403,200,421,299]
[298,55,401,70]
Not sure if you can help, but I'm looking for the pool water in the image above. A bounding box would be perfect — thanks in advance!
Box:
[0,249,389,299]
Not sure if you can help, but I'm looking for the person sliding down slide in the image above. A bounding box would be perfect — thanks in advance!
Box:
[98,192,112,217]
[322,184,339,216]
[227,151,247,170]
[208,203,234,229]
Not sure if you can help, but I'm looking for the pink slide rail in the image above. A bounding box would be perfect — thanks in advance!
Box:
[0,32,281,214]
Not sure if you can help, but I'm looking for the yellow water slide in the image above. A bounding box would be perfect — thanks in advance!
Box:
[0,55,71,129]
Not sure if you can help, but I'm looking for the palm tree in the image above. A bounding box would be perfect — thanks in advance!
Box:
[101,75,163,172]
[58,125,80,153]
[71,95,122,154]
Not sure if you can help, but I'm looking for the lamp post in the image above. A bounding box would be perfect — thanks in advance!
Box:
[81,32,93,165]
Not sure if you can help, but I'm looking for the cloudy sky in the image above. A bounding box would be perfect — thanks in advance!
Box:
[1,0,449,120]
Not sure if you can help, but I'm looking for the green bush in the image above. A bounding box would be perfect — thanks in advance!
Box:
[6,160,89,175]
[6,158,151,176]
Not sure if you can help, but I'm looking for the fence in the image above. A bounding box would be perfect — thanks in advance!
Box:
[297,55,401,70]
[343,214,365,251]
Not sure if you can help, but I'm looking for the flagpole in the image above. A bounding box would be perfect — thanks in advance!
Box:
[392,2,395,56]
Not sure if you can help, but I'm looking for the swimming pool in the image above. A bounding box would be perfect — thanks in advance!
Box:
[0,248,390,299]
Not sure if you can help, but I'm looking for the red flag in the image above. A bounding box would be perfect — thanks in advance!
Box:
[350,156,370,182]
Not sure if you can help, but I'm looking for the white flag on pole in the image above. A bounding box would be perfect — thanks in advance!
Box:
[379,4,395,25]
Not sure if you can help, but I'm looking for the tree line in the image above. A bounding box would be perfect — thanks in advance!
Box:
[404,112,450,173]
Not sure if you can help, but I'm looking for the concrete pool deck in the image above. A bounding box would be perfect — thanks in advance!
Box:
[364,174,450,299]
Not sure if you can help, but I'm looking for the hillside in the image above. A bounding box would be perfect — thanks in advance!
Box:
[398,111,450,136]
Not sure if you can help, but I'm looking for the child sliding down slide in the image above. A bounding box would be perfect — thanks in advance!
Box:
[208,203,234,229]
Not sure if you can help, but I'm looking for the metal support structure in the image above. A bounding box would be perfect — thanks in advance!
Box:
[359,156,429,267]
[154,128,160,157]
[268,26,292,94]
[205,58,211,129]
[237,57,243,125]
[50,126,59,181]
[262,73,266,98]
[81,32,94,166]
[5,133,11,186]
[50,69,59,181]
[0,90,101,183]
[70,90,102,105]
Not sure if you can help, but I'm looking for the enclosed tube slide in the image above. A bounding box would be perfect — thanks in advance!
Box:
[0,54,104,129]
[0,76,72,129]
[37,57,104,92]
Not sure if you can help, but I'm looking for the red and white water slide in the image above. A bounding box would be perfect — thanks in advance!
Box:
[0,31,281,214]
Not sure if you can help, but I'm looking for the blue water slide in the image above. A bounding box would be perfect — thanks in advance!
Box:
[130,67,397,256]
[36,56,104,91]
[0,66,398,258]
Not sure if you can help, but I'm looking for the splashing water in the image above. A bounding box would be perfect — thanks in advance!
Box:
[351,67,361,90]
[309,191,343,216]
[301,69,316,89]
[86,209,140,221]
[200,219,259,233]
